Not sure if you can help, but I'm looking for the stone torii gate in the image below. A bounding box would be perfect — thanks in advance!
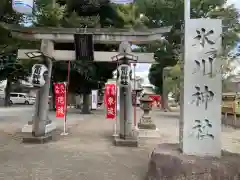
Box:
[1,23,171,143]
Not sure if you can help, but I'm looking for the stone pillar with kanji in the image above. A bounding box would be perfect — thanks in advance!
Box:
[181,19,222,157]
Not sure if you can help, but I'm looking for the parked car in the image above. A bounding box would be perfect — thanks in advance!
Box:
[9,93,36,105]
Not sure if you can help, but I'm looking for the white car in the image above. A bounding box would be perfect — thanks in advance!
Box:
[9,93,36,105]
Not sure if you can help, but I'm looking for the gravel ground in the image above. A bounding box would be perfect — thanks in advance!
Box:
[0,107,239,180]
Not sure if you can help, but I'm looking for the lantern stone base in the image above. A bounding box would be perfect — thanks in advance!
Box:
[134,127,161,138]
[21,122,56,143]
[138,115,156,130]
[138,123,156,130]
[21,132,53,144]
[113,136,138,147]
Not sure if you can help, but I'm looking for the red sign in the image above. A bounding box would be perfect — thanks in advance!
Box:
[132,91,137,105]
[104,84,116,119]
[149,95,161,108]
[54,83,66,118]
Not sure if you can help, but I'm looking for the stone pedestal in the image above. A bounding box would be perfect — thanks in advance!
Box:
[146,144,240,180]
[134,127,161,138]
[113,135,138,147]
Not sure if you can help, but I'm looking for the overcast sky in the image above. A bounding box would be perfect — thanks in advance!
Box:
[227,0,240,8]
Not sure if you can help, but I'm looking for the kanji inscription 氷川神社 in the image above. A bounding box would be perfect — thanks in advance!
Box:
[183,19,222,157]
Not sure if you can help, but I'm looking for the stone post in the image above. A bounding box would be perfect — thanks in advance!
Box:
[119,85,134,138]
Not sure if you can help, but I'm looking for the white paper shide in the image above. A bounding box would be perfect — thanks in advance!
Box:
[91,90,98,110]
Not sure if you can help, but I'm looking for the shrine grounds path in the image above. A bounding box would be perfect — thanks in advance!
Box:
[0,106,240,180]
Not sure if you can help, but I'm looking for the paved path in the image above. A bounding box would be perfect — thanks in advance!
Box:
[0,108,239,180]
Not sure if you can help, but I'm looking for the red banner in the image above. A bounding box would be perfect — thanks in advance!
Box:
[54,83,66,118]
[149,95,161,107]
[132,91,137,105]
[104,84,116,119]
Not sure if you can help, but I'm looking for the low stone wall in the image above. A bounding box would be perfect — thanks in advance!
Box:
[146,143,240,180]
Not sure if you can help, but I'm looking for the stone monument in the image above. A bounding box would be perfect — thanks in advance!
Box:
[181,19,222,157]
[146,1,227,178]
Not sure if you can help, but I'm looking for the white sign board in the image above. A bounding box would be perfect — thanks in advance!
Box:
[110,0,134,4]
[29,64,48,88]
[12,0,33,15]
[91,90,98,110]
[183,19,222,157]
[117,64,132,87]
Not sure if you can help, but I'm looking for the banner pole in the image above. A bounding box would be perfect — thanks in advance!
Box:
[61,82,68,135]
[61,61,71,136]
[64,82,68,134]
[113,62,119,137]
[113,82,118,137]
[133,63,137,128]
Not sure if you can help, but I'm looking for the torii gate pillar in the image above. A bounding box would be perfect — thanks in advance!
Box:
[21,40,56,143]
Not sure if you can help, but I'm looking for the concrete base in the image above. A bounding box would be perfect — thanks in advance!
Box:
[21,123,56,134]
[21,123,56,144]
[112,133,118,137]
[22,132,53,144]
[134,127,161,138]
[138,123,156,130]
[146,143,240,180]
[113,136,138,147]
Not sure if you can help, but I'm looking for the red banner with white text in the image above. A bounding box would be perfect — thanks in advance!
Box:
[104,83,116,119]
[149,95,161,108]
[54,83,66,118]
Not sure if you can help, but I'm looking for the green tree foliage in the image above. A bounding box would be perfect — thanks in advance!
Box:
[148,41,178,94]
[164,63,181,102]
[0,0,22,51]
[33,0,122,113]
[0,0,26,106]
[116,4,146,29]
[143,0,240,93]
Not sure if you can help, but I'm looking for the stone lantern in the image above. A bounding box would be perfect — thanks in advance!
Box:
[138,95,156,130]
